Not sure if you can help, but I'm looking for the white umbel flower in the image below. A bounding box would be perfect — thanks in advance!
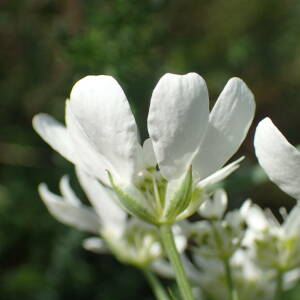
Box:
[34,73,255,224]
[244,201,300,271]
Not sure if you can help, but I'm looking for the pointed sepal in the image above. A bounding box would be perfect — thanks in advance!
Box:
[108,171,158,224]
[162,166,193,222]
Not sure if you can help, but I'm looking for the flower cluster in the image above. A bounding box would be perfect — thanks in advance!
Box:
[33,72,300,300]
[151,188,300,300]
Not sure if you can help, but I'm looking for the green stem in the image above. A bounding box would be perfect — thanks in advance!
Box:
[210,221,238,300]
[142,268,171,300]
[223,259,239,300]
[159,224,194,300]
[275,270,283,300]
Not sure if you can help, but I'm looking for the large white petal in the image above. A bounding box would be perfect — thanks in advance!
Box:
[254,118,300,200]
[33,112,109,184]
[32,113,76,163]
[65,101,112,184]
[193,78,255,181]
[148,73,209,180]
[68,75,140,183]
[38,183,99,234]
[76,168,126,237]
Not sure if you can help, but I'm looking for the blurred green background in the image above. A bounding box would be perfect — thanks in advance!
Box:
[1,0,300,299]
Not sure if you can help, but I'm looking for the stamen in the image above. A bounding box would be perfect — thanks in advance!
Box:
[151,173,163,216]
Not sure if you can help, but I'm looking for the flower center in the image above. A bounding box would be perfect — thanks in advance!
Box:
[136,167,167,216]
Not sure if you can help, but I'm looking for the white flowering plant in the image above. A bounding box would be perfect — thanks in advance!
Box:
[32,72,300,300]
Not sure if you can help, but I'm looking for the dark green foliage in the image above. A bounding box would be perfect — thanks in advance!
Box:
[1,0,300,298]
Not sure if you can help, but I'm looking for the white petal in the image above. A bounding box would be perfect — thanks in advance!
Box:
[59,175,81,206]
[239,199,252,218]
[213,189,228,216]
[254,118,300,200]
[38,183,99,233]
[32,113,76,163]
[83,237,109,254]
[142,138,157,167]
[65,101,111,184]
[199,188,227,219]
[33,112,109,184]
[151,259,175,278]
[283,202,300,237]
[68,75,140,183]
[193,78,255,180]
[284,268,300,289]
[198,157,244,188]
[244,204,270,231]
[172,224,187,252]
[148,73,209,180]
[76,168,126,237]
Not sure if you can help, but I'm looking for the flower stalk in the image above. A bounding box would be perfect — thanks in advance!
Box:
[210,220,239,300]
[223,258,239,300]
[159,224,194,300]
[275,270,283,300]
[142,268,171,300]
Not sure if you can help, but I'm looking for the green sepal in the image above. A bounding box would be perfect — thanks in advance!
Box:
[107,171,158,225]
[163,166,193,222]
[176,186,205,221]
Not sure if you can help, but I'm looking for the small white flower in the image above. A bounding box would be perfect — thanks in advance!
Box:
[154,248,273,300]
[199,188,228,219]
[244,201,300,271]
[188,194,248,259]
[34,73,255,224]
[254,117,300,200]
[191,250,273,300]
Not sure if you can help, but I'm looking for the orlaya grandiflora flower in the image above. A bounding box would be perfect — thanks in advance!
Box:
[33,73,255,225]
[39,168,186,267]
[244,201,300,272]
[186,250,273,300]
[183,249,300,300]
[254,117,300,200]
[188,189,249,261]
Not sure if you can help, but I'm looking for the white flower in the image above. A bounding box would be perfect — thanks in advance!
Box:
[191,250,273,300]
[39,168,175,266]
[33,73,255,224]
[244,201,300,271]
[189,194,248,259]
[254,117,300,200]
[198,188,228,219]
[153,248,273,300]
